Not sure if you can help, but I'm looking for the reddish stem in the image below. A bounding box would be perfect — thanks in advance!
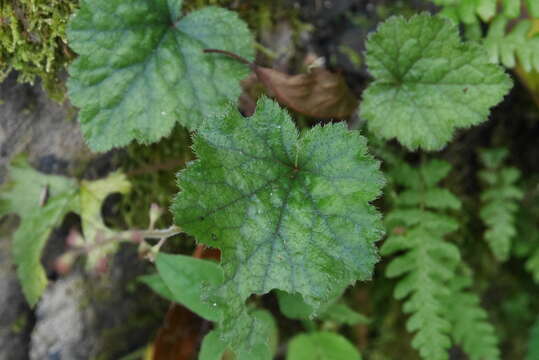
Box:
[204,49,253,67]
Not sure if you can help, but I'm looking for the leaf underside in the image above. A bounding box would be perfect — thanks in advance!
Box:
[68,0,253,151]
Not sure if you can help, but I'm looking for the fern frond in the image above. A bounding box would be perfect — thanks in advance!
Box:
[527,317,539,360]
[383,160,462,360]
[478,148,524,261]
[526,250,539,283]
[515,182,539,283]
[485,15,539,72]
[433,0,539,24]
[445,270,500,360]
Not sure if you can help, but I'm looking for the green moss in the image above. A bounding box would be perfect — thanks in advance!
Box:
[0,0,78,101]
[0,0,299,101]
[117,127,192,229]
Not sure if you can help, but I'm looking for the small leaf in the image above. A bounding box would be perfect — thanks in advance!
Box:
[139,274,175,302]
[0,156,78,306]
[199,329,228,360]
[287,332,362,360]
[276,290,314,320]
[67,0,253,151]
[79,172,131,268]
[155,253,224,321]
[321,303,370,326]
[276,291,368,325]
[361,14,512,151]
[254,66,359,119]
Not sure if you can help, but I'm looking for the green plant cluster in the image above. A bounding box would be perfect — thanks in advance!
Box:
[1,1,539,360]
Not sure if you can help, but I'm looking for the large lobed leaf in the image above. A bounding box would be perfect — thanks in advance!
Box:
[361,14,512,151]
[172,97,385,354]
[68,0,253,151]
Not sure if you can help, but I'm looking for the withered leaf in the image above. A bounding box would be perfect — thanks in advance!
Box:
[203,49,358,119]
[254,66,358,119]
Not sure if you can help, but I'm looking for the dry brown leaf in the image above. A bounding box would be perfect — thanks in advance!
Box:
[254,66,358,119]
[204,49,358,119]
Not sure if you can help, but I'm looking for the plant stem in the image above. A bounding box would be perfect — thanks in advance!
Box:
[204,48,253,67]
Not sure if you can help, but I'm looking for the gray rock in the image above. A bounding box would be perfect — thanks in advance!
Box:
[30,274,96,360]
[0,73,91,183]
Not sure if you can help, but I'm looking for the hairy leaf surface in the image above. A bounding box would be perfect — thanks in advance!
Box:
[361,14,512,150]
[173,97,384,353]
[68,0,253,151]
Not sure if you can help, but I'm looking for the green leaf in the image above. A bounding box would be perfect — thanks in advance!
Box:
[287,332,362,360]
[199,329,228,360]
[79,172,131,268]
[321,303,370,326]
[277,290,314,320]
[67,0,253,151]
[0,156,78,307]
[276,291,368,325]
[138,274,175,302]
[202,308,278,360]
[172,97,385,353]
[361,14,512,151]
[155,253,224,321]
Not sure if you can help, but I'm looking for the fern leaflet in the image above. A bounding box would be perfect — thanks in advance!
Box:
[478,148,523,261]
[485,15,539,72]
[445,269,500,360]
